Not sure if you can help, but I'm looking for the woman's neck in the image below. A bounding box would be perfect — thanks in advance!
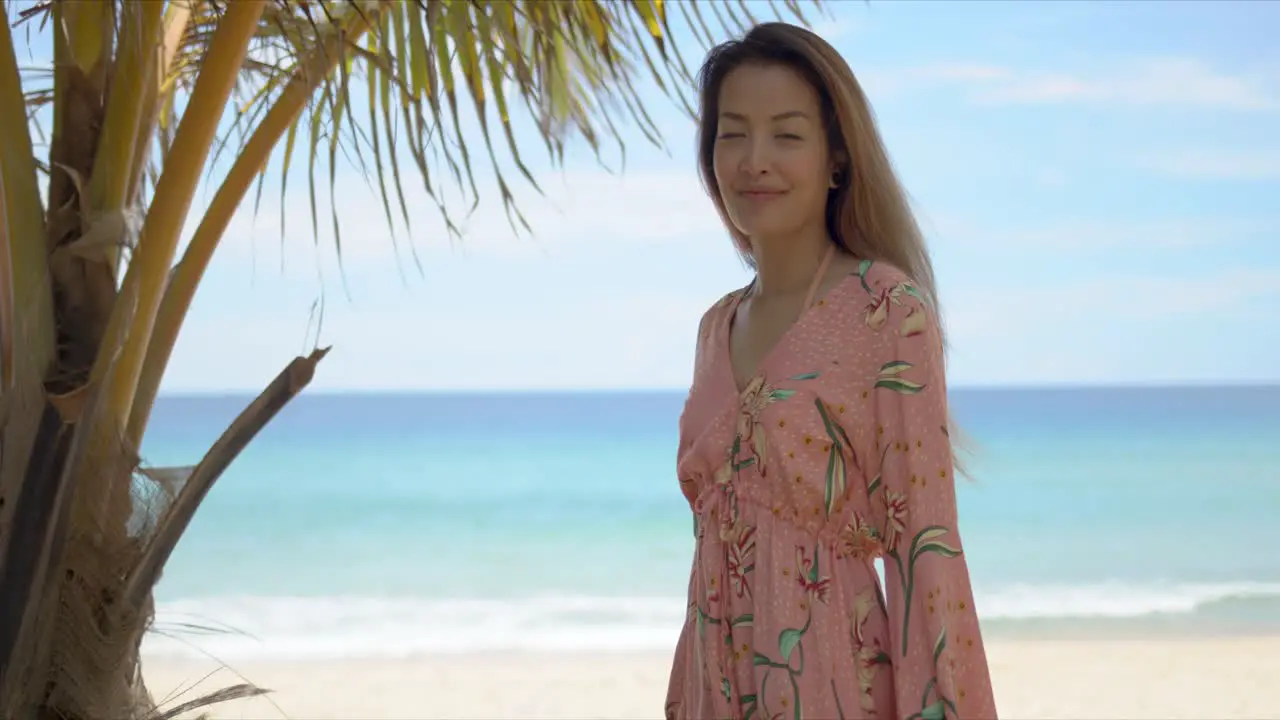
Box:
[749,230,833,299]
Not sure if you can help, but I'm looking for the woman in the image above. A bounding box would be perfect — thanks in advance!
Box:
[665,22,997,720]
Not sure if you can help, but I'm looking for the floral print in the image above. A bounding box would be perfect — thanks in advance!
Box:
[728,525,757,599]
[836,512,882,561]
[851,588,888,715]
[883,490,909,555]
[796,544,832,605]
[737,376,793,475]
[666,261,997,720]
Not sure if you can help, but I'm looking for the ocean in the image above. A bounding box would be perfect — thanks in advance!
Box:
[140,386,1280,661]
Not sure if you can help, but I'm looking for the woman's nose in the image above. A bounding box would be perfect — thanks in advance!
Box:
[740,138,772,176]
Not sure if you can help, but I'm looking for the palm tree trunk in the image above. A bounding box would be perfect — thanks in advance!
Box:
[0,347,328,720]
[0,3,269,717]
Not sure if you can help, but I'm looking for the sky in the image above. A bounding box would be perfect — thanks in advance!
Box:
[53,0,1280,392]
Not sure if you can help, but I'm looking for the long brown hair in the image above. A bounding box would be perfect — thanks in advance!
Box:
[696,22,973,474]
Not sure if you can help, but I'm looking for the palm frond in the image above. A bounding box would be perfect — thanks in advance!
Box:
[1,3,825,717]
[19,0,821,258]
[227,0,821,258]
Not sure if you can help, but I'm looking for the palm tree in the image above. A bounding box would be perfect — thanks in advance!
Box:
[0,0,821,718]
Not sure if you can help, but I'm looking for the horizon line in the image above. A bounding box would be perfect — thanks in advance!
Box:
[156,380,1280,398]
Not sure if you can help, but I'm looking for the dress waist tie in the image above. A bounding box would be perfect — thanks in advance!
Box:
[692,481,745,720]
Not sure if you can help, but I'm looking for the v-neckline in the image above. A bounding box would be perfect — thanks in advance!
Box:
[722,264,855,397]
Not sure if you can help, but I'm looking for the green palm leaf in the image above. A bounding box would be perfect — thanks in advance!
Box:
[1,2,826,719]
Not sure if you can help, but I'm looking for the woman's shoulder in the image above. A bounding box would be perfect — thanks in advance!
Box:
[691,285,747,351]
[848,258,920,300]
[828,258,923,312]
[697,285,747,327]
[710,285,747,313]
[832,258,936,342]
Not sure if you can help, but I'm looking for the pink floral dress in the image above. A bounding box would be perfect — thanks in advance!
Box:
[665,259,998,720]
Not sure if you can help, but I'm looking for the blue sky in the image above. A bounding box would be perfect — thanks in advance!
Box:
[97,0,1279,392]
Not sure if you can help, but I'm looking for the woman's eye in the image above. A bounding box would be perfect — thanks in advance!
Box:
[717,132,744,140]
[777,133,802,140]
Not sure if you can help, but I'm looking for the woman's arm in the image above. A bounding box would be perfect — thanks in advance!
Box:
[664,589,696,719]
[869,286,998,720]
[666,303,721,719]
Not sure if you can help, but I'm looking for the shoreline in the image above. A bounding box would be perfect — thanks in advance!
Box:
[139,616,1280,663]
[145,635,1280,720]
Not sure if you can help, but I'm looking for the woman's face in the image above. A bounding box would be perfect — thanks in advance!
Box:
[712,63,834,245]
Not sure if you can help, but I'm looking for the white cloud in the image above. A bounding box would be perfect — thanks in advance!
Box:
[161,287,718,392]
[951,267,1280,332]
[857,63,1008,97]
[976,58,1276,111]
[914,64,1012,84]
[165,263,1280,393]
[1140,149,1280,181]
[865,58,1277,111]
[926,214,1262,254]
[1034,168,1069,188]
[809,15,859,42]
[944,266,1280,385]
[181,167,722,273]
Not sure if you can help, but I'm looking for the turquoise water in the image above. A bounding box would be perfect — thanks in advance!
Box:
[142,386,1280,659]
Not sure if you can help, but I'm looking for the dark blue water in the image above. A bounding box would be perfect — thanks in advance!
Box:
[141,386,1280,658]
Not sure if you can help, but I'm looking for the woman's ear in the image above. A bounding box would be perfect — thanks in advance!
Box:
[829,163,846,189]
[828,152,848,189]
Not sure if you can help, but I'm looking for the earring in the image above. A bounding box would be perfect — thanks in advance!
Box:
[829,171,841,189]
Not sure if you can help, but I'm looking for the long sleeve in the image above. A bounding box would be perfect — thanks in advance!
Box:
[868,288,997,720]
[664,572,696,720]
[666,301,723,719]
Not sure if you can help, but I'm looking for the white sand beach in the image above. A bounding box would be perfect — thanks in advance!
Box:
[145,636,1280,719]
